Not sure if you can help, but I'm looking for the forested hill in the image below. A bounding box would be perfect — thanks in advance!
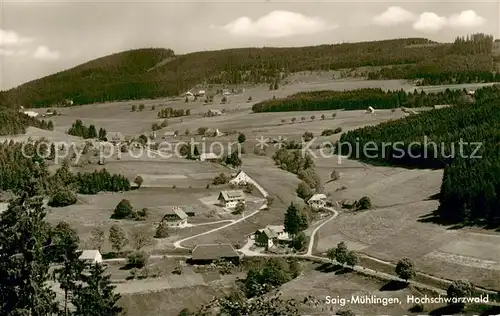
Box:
[0,108,53,135]
[337,84,500,227]
[0,34,496,108]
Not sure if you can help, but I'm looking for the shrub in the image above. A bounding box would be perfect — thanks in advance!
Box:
[296,181,313,200]
[243,183,254,194]
[127,251,149,268]
[112,199,134,219]
[395,258,416,282]
[233,201,245,214]
[197,127,208,135]
[134,175,144,188]
[135,208,148,220]
[212,173,228,185]
[238,133,246,143]
[356,196,372,210]
[48,189,77,207]
[334,127,342,134]
[302,132,314,142]
[155,222,169,238]
[321,129,335,136]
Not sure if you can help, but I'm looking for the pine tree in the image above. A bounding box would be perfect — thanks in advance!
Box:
[0,182,59,316]
[88,125,97,139]
[71,263,122,316]
[52,221,85,316]
[284,203,308,236]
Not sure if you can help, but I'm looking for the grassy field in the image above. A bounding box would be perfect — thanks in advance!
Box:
[45,186,237,252]
[315,156,500,289]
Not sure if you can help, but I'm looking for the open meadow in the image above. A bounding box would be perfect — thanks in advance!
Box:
[315,155,500,290]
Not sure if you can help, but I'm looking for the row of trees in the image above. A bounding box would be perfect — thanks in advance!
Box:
[157,107,190,118]
[338,85,500,226]
[76,169,131,194]
[0,182,122,315]
[2,34,494,108]
[252,87,474,112]
[68,119,107,140]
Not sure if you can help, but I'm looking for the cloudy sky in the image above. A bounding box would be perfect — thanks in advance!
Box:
[1,0,498,90]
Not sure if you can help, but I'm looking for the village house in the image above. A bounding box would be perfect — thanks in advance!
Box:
[106,132,126,145]
[79,250,102,265]
[190,243,241,264]
[254,225,290,249]
[307,193,327,210]
[23,110,39,118]
[229,170,251,186]
[163,131,178,138]
[162,206,188,227]
[199,152,220,162]
[433,104,452,110]
[218,190,245,208]
[207,109,223,116]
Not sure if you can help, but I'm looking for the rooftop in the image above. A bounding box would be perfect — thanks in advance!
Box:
[79,250,101,260]
[218,190,245,201]
[200,153,219,159]
[163,207,188,221]
[191,243,240,261]
[308,193,327,202]
[257,228,278,239]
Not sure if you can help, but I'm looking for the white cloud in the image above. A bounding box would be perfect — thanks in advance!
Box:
[372,7,486,33]
[373,6,416,26]
[33,45,60,61]
[0,29,33,46]
[448,10,486,28]
[217,10,337,38]
[412,12,448,32]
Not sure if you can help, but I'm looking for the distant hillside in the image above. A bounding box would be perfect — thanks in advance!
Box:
[0,34,496,108]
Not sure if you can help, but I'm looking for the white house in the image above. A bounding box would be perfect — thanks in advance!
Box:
[254,225,290,249]
[307,193,327,210]
[23,111,39,118]
[79,250,103,265]
[200,153,219,162]
[162,207,188,227]
[185,91,194,97]
[218,190,245,208]
[229,170,251,186]
[366,106,375,114]
[197,90,206,96]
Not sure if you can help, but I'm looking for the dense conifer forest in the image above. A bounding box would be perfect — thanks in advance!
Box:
[252,88,473,112]
[367,34,499,85]
[337,84,500,226]
[0,108,53,135]
[0,34,497,108]
[0,139,130,194]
